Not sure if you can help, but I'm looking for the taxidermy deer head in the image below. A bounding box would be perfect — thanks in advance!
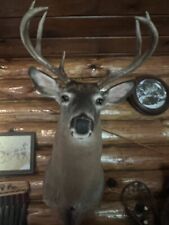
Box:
[20,1,159,225]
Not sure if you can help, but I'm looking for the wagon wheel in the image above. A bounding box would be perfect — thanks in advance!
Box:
[121,181,160,225]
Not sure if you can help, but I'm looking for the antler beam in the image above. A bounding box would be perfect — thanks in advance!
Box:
[20,1,69,83]
[99,12,159,91]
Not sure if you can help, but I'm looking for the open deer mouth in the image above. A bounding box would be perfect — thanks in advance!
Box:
[70,114,94,138]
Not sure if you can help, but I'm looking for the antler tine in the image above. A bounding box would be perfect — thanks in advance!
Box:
[99,12,159,91]
[35,10,47,55]
[20,1,69,83]
[35,9,68,81]
[58,51,68,77]
[136,19,142,57]
[30,0,36,10]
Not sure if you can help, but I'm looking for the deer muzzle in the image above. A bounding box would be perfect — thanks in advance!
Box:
[70,114,94,138]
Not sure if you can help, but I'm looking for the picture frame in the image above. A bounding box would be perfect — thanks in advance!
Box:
[0,132,36,176]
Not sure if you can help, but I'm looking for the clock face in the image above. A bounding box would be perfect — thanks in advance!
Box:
[136,79,167,109]
[129,77,169,115]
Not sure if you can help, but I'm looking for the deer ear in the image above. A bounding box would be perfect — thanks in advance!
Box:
[105,81,134,104]
[29,67,60,100]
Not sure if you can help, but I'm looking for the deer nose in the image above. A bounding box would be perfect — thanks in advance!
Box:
[70,113,94,136]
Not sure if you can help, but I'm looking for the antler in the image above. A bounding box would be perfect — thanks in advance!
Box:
[99,12,159,91]
[20,1,69,83]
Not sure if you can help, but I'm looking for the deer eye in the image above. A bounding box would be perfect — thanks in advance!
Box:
[61,94,70,103]
[96,98,104,106]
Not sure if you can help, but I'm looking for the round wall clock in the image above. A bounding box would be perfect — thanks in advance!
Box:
[129,76,169,115]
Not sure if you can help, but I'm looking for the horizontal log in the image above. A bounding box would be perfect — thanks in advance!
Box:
[28,201,128,225]
[0,57,169,102]
[1,56,169,79]
[0,169,166,204]
[0,79,37,99]
[101,120,169,145]
[24,160,168,218]
[0,100,59,122]
[32,169,169,201]
[1,36,169,58]
[1,16,169,38]
[35,145,169,173]
[0,120,169,145]
[1,76,169,105]
[1,0,169,17]
[1,99,169,123]
[1,147,168,201]
[0,122,55,145]
[104,170,167,202]
[101,103,169,121]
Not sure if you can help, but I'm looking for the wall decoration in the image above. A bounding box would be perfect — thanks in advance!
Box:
[0,132,35,176]
[121,181,160,225]
[129,76,169,115]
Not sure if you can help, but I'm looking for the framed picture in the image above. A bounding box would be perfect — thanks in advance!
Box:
[0,132,36,176]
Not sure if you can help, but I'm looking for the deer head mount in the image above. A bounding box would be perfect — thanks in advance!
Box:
[20,1,159,225]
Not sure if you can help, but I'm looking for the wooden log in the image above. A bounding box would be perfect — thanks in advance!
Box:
[0,100,59,122]
[1,143,169,201]
[0,120,169,145]
[31,169,169,202]
[2,77,169,103]
[1,36,169,58]
[0,169,167,202]
[0,56,169,79]
[1,16,169,38]
[1,0,169,17]
[0,122,55,145]
[101,120,169,145]
[1,100,169,123]
[35,145,169,172]
[28,198,165,225]
[104,170,167,202]
[1,120,169,145]
[0,57,169,103]
[0,57,169,80]
[101,103,169,121]
[28,201,128,225]
[0,79,37,99]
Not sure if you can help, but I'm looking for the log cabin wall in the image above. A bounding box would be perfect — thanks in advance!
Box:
[0,0,169,224]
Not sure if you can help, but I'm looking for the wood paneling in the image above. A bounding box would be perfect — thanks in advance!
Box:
[0,176,165,225]
[1,56,169,102]
[34,145,169,173]
[28,201,129,225]
[0,120,168,146]
[0,57,169,79]
[1,100,169,123]
[1,16,169,38]
[1,0,169,57]
[1,36,169,58]
[0,0,169,17]
[1,169,166,202]
[1,1,169,57]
